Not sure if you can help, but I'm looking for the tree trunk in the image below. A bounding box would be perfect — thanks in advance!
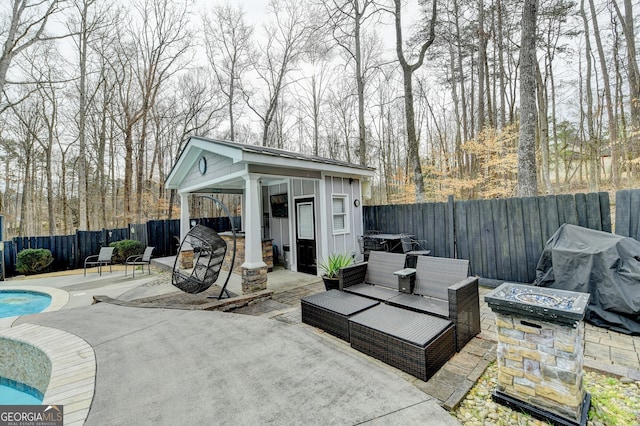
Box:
[394,0,436,203]
[588,0,618,186]
[354,2,366,166]
[535,64,553,194]
[77,0,90,231]
[477,0,486,132]
[517,0,538,197]
[580,0,597,191]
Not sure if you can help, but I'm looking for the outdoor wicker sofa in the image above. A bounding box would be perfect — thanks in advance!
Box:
[300,290,455,381]
[340,252,480,351]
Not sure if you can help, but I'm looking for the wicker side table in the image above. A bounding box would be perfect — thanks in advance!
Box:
[301,290,379,341]
[349,304,455,381]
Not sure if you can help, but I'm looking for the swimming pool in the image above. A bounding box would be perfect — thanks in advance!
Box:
[0,377,43,404]
[0,290,52,318]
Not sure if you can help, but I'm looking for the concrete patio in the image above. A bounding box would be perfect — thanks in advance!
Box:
[2,261,640,424]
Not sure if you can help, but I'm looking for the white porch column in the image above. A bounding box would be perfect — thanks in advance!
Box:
[179,192,191,241]
[241,174,268,293]
[178,192,194,269]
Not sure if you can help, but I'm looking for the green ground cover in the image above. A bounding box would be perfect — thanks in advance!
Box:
[453,362,640,426]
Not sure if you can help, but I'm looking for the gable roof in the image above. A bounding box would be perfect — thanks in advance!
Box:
[165,136,375,190]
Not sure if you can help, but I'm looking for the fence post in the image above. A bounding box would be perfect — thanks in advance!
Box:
[447,195,455,259]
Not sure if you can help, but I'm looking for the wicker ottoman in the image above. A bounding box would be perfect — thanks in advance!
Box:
[349,304,455,381]
[301,290,379,341]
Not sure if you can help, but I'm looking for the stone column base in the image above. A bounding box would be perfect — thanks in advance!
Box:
[242,266,268,294]
[178,250,194,269]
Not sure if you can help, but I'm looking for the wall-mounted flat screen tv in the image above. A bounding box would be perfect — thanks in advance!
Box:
[270,194,288,218]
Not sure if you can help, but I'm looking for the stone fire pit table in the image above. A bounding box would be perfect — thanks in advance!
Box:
[485,282,591,426]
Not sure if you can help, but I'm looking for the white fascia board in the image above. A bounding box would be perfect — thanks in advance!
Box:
[190,138,244,163]
[242,152,375,178]
[166,146,203,189]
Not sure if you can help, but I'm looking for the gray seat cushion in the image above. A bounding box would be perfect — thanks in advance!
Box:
[344,283,399,301]
[388,293,449,318]
[349,304,452,347]
[301,290,379,316]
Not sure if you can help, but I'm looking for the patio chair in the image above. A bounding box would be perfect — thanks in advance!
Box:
[84,247,115,276]
[172,225,229,296]
[125,246,155,278]
[401,234,431,267]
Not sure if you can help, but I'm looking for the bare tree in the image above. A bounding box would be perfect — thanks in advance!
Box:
[108,0,193,224]
[587,0,618,186]
[392,0,437,202]
[0,0,67,105]
[611,0,639,178]
[203,2,253,142]
[244,0,311,147]
[517,0,538,196]
[322,0,381,165]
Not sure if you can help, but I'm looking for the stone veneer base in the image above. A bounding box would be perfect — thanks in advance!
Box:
[241,266,268,294]
[493,390,590,426]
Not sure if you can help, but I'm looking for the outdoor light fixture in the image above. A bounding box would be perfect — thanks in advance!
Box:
[190,220,196,227]
[130,227,135,234]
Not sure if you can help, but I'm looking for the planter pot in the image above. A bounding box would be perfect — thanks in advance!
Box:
[322,276,340,291]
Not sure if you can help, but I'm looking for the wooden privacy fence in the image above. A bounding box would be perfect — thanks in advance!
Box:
[364,192,612,284]
[0,216,240,278]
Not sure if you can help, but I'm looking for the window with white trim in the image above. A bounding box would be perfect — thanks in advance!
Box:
[332,195,349,234]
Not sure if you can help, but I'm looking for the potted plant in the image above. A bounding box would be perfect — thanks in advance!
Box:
[318,252,354,291]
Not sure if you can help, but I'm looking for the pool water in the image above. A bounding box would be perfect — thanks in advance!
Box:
[0,378,43,404]
[0,290,51,318]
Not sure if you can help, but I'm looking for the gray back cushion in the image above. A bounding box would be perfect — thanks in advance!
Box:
[365,251,407,289]
[414,256,469,299]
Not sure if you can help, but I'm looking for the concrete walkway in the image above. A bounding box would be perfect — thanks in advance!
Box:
[3,268,459,425]
[4,264,640,424]
[16,302,458,425]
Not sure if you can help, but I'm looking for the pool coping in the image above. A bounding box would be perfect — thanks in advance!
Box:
[0,324,96,425]
[0,287,94,425]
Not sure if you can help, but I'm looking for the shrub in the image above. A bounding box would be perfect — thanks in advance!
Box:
[16,249,54,275]
[109,240,144,263]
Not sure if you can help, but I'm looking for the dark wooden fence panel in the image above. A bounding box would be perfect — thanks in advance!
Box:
[75,231,104,269]
[364,201,452,257]
[616,189,640,239]
[147,219,179,258]
[0,215,242,278]
[365,191,612,284]
[2,240,16,277]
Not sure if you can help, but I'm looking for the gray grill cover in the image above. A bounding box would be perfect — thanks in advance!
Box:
[534,223,640,335]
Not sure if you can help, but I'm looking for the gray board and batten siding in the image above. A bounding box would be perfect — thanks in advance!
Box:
[364,192,613,286]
